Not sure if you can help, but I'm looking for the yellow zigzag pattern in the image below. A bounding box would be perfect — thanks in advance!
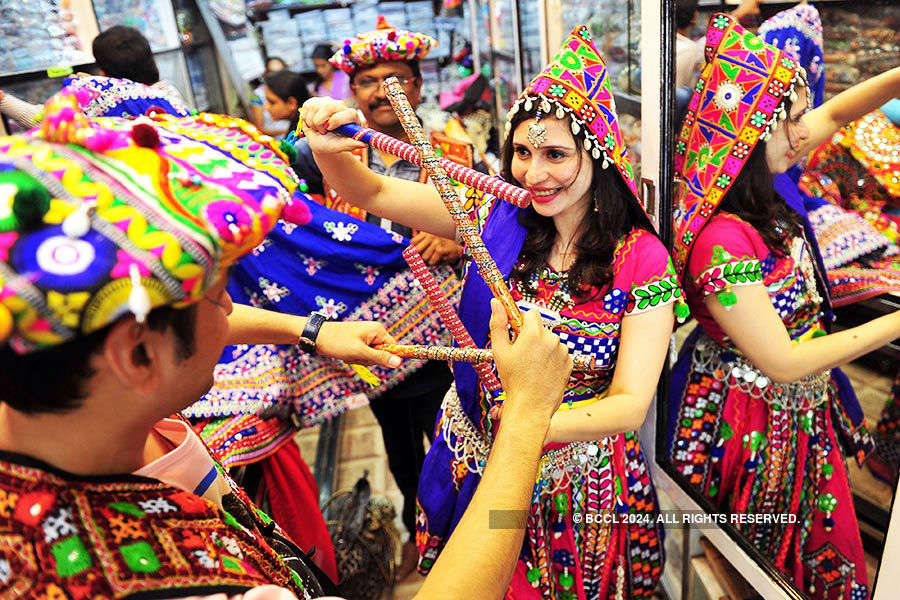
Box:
[6,140,203,297]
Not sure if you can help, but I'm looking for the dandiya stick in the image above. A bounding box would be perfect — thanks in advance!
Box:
[383,77,525,335]
[403,245,502,391]
[383,77,598,373]
[375,342,492,364]
[332,122,526,207]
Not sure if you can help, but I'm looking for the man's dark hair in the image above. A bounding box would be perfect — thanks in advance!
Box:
[0,305,198,415]
[92,26,160,85]
[675,0,700,30]
[350,60,421,85]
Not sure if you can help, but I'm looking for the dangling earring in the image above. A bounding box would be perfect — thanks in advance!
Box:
[593,196,600,213]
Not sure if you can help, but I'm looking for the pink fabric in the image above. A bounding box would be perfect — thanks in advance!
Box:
[315,70,351,101]
[439,73,490,110]
[685,214,771,341]
[134,418,230,507]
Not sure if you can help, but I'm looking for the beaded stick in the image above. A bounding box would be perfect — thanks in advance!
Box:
[382,77,525,335]
[383,77,598,372]
[375,343,493,364]
[402,245,502,391]
[331,123,530,208]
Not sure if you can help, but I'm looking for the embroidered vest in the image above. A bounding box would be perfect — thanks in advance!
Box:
[0,453,316,599]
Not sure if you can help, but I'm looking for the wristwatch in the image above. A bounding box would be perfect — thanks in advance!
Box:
[297,311,328,354]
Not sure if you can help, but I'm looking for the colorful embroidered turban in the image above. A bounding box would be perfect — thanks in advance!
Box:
[673,13,809,273]
[329,16,437,76]
[506,24,641,206]
[0,90,307,353]
[61,75,191,119]
[759,3,825,108]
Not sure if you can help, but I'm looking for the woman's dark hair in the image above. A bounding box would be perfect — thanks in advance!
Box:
[501,108,653,301]
[0,304,197,415]
[717,139,801,256]
[263,70,311,134]
[311,44,335,60]
[93,26,159,85]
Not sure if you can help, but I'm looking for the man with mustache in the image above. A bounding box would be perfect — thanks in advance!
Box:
[289,16,469,580]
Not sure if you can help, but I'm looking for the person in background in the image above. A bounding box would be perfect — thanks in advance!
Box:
[0,25,186,130]
[263,69,311,139]
[311,43,351,101]
[250,56,290,137]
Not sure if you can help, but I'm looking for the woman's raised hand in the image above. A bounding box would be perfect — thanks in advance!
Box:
[299,97,366,154]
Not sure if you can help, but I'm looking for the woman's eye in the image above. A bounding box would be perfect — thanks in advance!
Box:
[548,150,566,160]
[514,147,529,157]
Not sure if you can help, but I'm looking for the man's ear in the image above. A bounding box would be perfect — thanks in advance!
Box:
[101,318,163,394]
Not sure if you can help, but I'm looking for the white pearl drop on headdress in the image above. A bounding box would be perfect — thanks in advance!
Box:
[61,203,93,239]
[571,121,580,135]
[556,107,565,119]
[524,98,533,112]
[540,99,551,113]
[128,264,152,324]
[592,147,601,160]
[583,138,591,151]
[602,158,610,169]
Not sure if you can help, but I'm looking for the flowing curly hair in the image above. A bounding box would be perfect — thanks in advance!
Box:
[501,108,653,301]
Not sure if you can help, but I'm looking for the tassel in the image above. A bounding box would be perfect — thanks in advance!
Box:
[61,202,93,239]
[128,264,152,323]
[351,363,380,387]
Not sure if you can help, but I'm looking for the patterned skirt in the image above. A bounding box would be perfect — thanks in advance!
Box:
[668,329,871,600]
[416,385,663,600]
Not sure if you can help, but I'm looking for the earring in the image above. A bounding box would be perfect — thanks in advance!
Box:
[593,196,600,213]
[527,110,546,148]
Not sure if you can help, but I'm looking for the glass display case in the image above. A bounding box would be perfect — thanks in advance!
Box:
[0,0,227,130]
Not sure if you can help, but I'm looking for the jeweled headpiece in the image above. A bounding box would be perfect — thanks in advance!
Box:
[0,90,307,353]
[329,16,437,76]
[673,13,809,274]
[506,24,641,205]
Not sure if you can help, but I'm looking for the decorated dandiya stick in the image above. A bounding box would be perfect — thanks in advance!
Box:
[332,122,527,207]
[403,245,502,391]
[375,342,493,364]
[383,78,598,373]
[382,77,525,336]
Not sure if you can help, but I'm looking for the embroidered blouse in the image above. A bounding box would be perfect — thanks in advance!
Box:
[685,212,825,344]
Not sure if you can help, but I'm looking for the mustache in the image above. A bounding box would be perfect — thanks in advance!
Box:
[368,100,393,110]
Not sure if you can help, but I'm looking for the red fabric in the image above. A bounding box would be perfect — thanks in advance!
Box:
[261,440,338,583]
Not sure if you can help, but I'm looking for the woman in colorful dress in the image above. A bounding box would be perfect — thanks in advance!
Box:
[301,25,683,599]
[668,14,900,600]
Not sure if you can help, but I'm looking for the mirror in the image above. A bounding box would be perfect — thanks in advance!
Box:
[658,2,899,599]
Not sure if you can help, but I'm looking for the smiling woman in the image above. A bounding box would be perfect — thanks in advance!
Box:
[302,23,687,599]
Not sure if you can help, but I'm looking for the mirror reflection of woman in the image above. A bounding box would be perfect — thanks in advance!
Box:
[301,25,683,600]
[669,14,900,599]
